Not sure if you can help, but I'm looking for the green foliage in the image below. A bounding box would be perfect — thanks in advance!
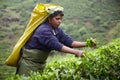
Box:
[0,32,6,39]
[6,38,120,80]
[109,22,120,39]
[0,42,16,80]
[86,37,94,47]
[0,0,120,79]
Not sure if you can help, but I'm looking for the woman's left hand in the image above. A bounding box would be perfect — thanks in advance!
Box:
[86,38,97,47]
[91,38,97,47]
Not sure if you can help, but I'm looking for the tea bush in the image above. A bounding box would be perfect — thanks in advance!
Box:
[6,38,120,80]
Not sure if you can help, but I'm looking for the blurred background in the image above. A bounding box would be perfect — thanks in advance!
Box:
[0,0,120,79]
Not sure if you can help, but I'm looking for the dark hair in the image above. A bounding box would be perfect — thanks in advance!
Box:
[49,11,64,19]
[43,11,64,23]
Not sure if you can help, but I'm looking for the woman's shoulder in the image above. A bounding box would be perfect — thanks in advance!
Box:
[34,23,51,34]
[38,23,50,30]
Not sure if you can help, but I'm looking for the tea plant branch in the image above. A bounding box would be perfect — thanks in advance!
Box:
[83,53,96,64]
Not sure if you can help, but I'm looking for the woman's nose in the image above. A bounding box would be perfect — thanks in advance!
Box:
[59,19,62,23]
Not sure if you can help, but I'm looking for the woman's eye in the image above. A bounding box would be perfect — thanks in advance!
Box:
[56,18,60,20]
[56,18,62,21]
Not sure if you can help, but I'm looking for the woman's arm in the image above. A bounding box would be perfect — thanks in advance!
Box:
[61,45,84,57]
[71,41,86,48]
[71,39,97,48]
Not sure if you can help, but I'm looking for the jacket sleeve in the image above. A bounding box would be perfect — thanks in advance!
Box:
[58,29,73,48]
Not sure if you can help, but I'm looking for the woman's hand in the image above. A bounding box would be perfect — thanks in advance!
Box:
[86,38,97,47]
[61,45,84,57]
[74,50,84,57]
[91,38,97,47]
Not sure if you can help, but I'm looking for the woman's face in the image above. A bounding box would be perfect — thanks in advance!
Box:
[49,14,63,28]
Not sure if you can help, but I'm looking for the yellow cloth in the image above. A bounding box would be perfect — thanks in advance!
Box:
[5,3,63,67]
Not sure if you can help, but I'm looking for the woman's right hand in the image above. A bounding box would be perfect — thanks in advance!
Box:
[74,50,84,57]
[61,45,84,57]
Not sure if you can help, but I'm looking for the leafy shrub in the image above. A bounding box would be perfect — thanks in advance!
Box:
[6,38,120,80]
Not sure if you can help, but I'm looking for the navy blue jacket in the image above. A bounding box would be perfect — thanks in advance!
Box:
[25,22,73,51]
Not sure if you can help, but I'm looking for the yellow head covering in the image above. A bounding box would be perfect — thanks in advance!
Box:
[5,3,63,67]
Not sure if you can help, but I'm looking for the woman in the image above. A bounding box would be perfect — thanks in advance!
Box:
[16,7,96,76]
